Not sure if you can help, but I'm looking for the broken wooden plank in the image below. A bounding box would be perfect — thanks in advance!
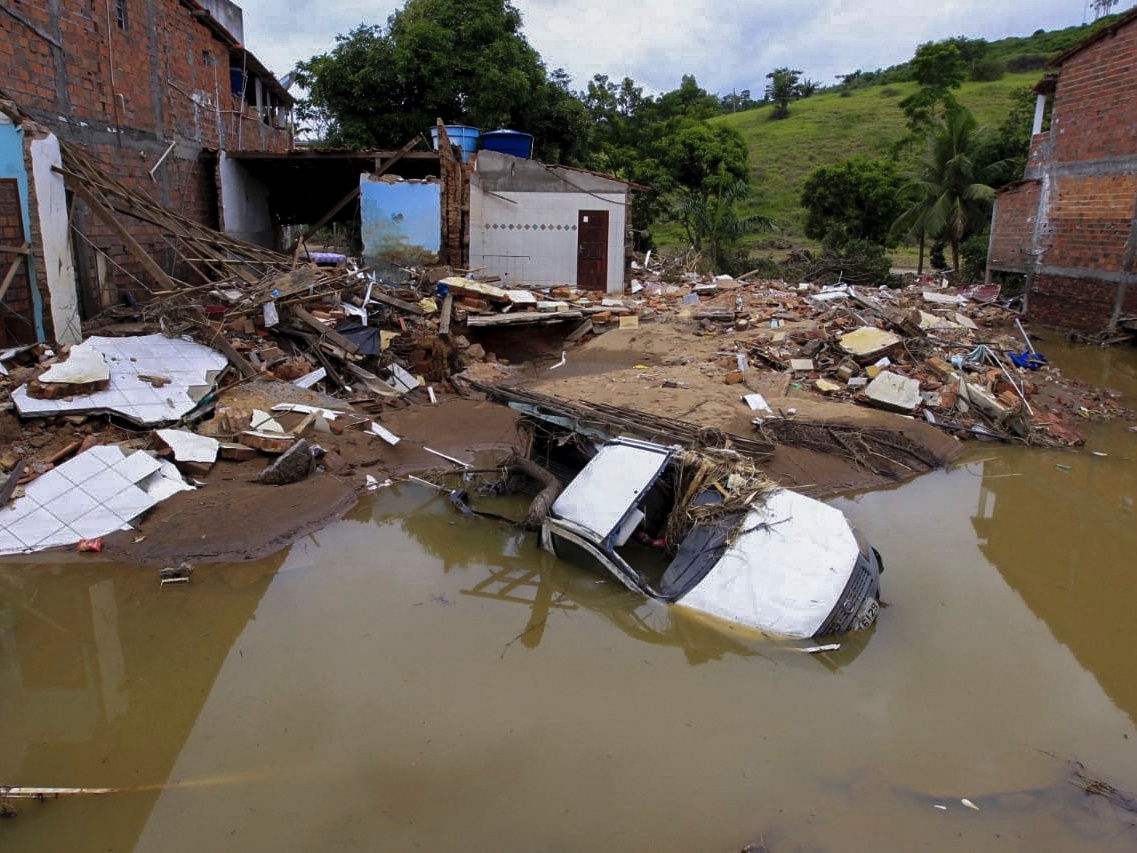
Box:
[467,310,584,328]
[438,293,454,336]
[290,306,360,355]
[63,176,181,293]
[0,255,24,302]
[0,459,27,507]
[564,318,593,342]
[200,328,259,379]
[368,289,425,316]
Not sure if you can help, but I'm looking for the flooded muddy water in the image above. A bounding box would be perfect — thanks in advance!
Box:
[2,342,1136,851]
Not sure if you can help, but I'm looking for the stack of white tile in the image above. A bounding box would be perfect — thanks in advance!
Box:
[0,445,193,554]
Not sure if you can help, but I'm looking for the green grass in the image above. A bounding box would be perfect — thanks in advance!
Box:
[710,72,1041,244]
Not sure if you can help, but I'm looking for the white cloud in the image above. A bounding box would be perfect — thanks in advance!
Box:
[235,0,1106,93]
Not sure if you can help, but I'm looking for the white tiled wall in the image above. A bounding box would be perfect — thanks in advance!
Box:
[469,189,626,292]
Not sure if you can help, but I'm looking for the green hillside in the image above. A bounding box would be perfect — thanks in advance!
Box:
[712,72,1041,242]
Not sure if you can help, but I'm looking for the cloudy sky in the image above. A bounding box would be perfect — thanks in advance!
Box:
[235,0,1112,95]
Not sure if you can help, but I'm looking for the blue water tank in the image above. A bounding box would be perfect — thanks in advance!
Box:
[479,129,534,159]
[430,125,480,163]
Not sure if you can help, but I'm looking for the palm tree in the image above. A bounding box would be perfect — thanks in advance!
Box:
[671,171,774,271]
[892,182,937,274]
[894,106,1007,274]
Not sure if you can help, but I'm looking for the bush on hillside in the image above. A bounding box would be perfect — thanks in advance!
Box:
[969,58,1005,82]
[1005,54,1049,73]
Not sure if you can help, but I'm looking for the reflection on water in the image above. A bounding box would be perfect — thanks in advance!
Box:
[970,448,1137,726]
[0,551,282,851]
[0,343,1135,852]
[398,488,870,669]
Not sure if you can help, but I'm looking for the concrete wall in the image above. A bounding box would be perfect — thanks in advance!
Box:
[30,133,81,345]
[198,0,244,42]
[359,176,441,272]
[468,153,630,292]
[219,152,274,248]
[987,15,1137,333]
[469,187,626,291]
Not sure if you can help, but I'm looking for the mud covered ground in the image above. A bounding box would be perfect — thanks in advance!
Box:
[4,289,1133,567]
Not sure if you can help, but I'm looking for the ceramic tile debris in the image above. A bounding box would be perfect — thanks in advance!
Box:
[11,334,227,426]
[154,429,220,464]
[0,445,194,555]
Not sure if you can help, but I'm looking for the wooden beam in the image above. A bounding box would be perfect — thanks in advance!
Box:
[65,177,181,293]
[368,289,425,316]
[0,242,30,255]
[200,327,259,379]
[0,255,24,302]
[438,293,454,336]
[0,459,27,508]
[289,305,360,355]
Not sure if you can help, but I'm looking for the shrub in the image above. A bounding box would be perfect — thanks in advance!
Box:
[960,230,989,283]
[1006,54,1049,73]
[969,57,1005,82]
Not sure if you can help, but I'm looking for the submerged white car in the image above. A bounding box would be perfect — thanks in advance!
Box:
[537,436,882,638]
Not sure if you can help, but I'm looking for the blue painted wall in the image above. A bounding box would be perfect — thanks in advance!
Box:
[359,178,440,272]
[0,119,44,341]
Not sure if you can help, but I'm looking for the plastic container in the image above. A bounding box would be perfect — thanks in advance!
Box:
[430,125,480,163]
[479,129,534,159]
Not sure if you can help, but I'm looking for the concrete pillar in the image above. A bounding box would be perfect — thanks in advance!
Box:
[1032,95,1047,136]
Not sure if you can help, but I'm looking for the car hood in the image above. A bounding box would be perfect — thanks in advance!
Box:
[675,490,860,638]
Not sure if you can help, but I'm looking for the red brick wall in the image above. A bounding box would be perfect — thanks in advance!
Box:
[1,1,289,318]
[989,19,1137,333]
[1029,273,1137,332]
[1043,173,1136,271]
[0,1,289,153]
[1050,24,1137,164]
[989,181,1040,269]
[0,177,36,345]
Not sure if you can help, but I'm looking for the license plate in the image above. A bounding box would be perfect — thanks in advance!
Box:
[853,597,879,630]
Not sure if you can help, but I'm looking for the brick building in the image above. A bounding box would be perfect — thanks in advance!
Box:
[0,0,291,345]
[987,7,1137,335]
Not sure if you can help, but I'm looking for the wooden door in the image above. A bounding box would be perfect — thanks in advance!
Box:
[576,210,608,291]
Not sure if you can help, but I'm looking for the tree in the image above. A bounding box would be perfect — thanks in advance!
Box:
[801,157,905,249]
[671,168,773,271]
[910,41,967,90]
[798,78,821,98]
[653,118,749,195]
[648,75,721,122]
[720,89,758,113]
[988,86,1040,187]
[294,0,585,161]
[764,68,802,119]
[899,41,967,130]
[1093,0,1119,20]
[895,106,1007,273]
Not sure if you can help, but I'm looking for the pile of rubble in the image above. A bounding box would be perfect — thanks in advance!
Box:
[1,150,1132,557]
[587,254,1131,448]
